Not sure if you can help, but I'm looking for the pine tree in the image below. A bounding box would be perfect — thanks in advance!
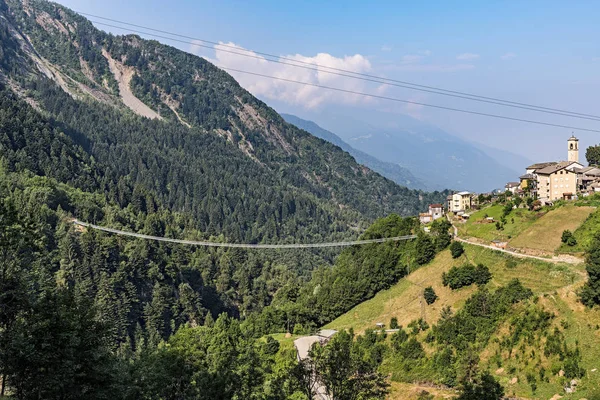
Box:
[580,233,600,307]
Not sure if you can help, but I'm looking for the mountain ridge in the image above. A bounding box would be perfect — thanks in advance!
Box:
[281,113,428,190]
[309,109,522,192]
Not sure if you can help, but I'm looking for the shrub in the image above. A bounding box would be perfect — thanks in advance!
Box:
[458,371,504,400]
[390,317,399,329]
[502,202,514,217]
[398,338,425,360]
[442,264,492,290]
[450,241,464,259]
[474,264,492,285]
[408,318,429,335]
[561,230,577,246]
[424,286,438,305]
[391,329,408,351]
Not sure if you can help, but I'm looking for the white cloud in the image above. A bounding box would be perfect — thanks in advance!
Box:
[419,50,432,56]
[456,53,480,60]
[195,42,383,109]
[501,52,517,60]
[381,44,393,52]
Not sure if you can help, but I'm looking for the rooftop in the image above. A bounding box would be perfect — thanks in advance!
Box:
[536,161,575,175]
[429,203,443,208]
[527,161,557,170]
[505,182,520,188]
[576,167,600,176]
[519,173,536,180]
[456,191,470,196]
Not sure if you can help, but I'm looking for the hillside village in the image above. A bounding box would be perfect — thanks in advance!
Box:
[420,134,598,224]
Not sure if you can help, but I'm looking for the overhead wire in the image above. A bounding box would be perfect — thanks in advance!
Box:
[78,12,600,122]
[81,20,600,133]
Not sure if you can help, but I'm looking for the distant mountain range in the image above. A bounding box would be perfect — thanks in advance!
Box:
[281,114,427,190]
[293,110,530,193]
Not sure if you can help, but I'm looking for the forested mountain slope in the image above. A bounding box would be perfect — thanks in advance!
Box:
[0,0,447,246]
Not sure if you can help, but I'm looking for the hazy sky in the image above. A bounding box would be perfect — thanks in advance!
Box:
[56,0,600,161]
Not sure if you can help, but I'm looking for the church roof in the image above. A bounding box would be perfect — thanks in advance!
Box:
[569,135,579,141]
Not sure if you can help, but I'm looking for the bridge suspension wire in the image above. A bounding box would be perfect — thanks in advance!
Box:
[72,220,417,249]
[79,12,600,122]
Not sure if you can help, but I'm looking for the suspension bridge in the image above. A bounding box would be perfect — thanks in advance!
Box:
[72,219,417,249]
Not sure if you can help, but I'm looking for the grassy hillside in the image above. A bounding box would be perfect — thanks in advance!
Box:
[457,203,595,254]
[456,204,540,242]
[559,207,600,254]
[324,243,579,334]
[509,206,594,252]
[480,283,600,400]
[322,243,600,399]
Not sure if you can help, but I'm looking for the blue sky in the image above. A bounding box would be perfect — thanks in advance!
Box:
[57,0,600,161]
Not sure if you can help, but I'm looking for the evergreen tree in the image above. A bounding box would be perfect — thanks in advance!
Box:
[580,233,600,307]
[450,241,465,259]
[424,286,438,305]
[415,233,436,265]
[457,371,504,400]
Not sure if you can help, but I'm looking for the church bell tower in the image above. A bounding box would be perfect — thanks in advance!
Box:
[568,134,579,163]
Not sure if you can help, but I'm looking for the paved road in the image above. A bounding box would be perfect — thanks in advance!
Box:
[293,330,337,400]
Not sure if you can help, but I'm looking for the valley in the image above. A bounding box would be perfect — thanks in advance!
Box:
[0,1,599,400]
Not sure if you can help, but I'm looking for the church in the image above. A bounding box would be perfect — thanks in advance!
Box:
[519,135,584,202]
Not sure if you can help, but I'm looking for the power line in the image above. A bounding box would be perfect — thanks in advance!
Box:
[82,21,600,133]
[79,12,600,122]
[73,220,417,249]
[218,68,600,133]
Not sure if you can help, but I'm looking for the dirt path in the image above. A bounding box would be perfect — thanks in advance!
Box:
[449,219,583,265]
